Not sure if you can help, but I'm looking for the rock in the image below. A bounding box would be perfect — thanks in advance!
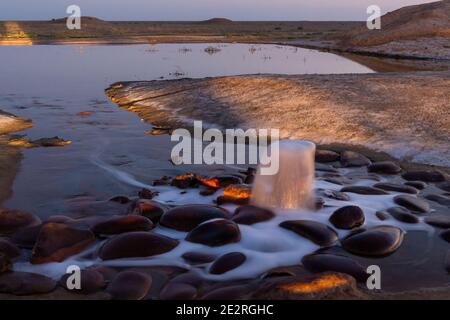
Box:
[186,219,241,247]
[138,188,159,200]
[202,284,251,300]
[315,197,325,210]
[437,181,450,192]
[368,161,401,174]
[375,211,390,221]
[440,229,450,243]
[91,215,154,235]
[160,205,230,232]
[0,208,41,235]
[30,136,71,147]
[316,163,339,173]
[302,253,368,282]
[60,268,105,294]
[199,175,243,189]
[315,150,340,163]
[182,252,216,264]
[386,207,419,224]
[0,253,11,273]
[340,151,371,167]
[232,205,275,225]
[321,190,350,201]
[10,224,42,249]
[31,223,95,264]
[329,206,365,230]
[280,220,338,247]
[209,252,246,275]
[340,186,388,195]
[257,273,359,300]
[99,231,179,260]
[107,271,152,300]
[404,181,427,190]
[393,195,430,213]
[244,175,255,184]
[373,183,418,194]
[109,195,131,204]
[402,171,446,182]
[346,172,381,181]
[171,173,198,189]
[0,239,21,259]
[216,195,250,206]
[424,216,450,229]
[425,194,450,206]
[159,282,197,300]
[128,199,166,223]
[152,175,171,186]
[0,271,57,295]
[446,251,450,274]
[341,226,404,257]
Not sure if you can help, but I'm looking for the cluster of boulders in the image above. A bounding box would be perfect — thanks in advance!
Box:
[0,148,449,299]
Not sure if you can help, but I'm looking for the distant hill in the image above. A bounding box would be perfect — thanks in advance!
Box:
[343,0,450,46]
[199,18,234,25]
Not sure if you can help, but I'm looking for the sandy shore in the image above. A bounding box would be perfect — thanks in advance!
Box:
[106,72,450,168]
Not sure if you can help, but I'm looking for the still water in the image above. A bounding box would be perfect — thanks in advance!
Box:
[0,43,373,217]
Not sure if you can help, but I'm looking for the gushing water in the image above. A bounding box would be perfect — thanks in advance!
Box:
[251,140,316,210]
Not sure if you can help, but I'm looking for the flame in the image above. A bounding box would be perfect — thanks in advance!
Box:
[277,274,349,294]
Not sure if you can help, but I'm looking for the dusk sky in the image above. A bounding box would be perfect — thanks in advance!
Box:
[0,0,439,21]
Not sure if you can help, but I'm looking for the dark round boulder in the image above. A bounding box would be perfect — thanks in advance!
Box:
[60,268,106,294]
[31,223,96,264]
[436,181,450,192]
[315,150,340,163]
[368,161,401,174]
[159,282,197,300]
[91,215,154,235]
[109,195,131,204]
[340,151,371,167]
[209,252,246,275]
[393,195,430,213]
[373,183,418,194]
[182,252,216,264]
[0,253,11,274]
[341,226,404,257]
[340,186,388,195]
[10,224,42,249]
[425,215,450,229]
[425,194,450,206]
[232,205,275,225]
[107,271,152,300]
[0,271,57,295]
[386,207,419,224]
[0,208,41,235]
[160,205,230,232]
[440,229,450,243]
[375,211,390,221]
[279,220,338,247]
[404,181,427,190]
[402,171,446,182]
[0,239,21,259]
[128,199,166,223]
[302,253,368,282]
[329,206,365,230]
[186,219,241,247]
[99,232,179,260]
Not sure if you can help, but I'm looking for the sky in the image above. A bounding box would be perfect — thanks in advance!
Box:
[0,0,439,21]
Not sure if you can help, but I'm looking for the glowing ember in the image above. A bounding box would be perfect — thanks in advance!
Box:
[199,177,221,189]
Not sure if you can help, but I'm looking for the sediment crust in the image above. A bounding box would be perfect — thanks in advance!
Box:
[105,72,450,167]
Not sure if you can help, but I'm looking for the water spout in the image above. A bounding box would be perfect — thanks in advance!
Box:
[251,140,316,210]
